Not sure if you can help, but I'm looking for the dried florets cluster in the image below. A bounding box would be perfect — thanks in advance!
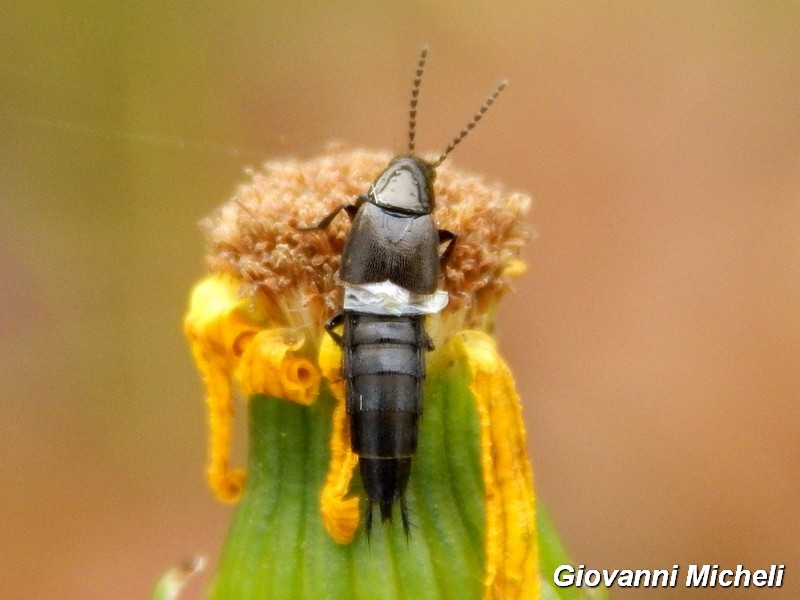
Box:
[202,145,531,340]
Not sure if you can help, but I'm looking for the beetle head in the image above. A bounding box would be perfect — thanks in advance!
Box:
[369,156,435,215]
[365,48,506,217]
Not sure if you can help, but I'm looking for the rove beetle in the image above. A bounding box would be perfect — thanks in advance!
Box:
[303,48,506,536]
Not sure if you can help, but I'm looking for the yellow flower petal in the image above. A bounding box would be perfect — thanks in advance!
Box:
[317,333,360,543]
[235,329,320,405]
[320,395,361,544]
[185,275,253,502]
[184,274,321,502]
[317,327,346,401]
[450,330,539,600]
[184,274,266,361]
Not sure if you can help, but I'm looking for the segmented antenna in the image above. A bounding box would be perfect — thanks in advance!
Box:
[408,47,428,154]
[432,80,508,167]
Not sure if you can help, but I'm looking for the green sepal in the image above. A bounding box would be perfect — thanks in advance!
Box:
[172,352,607,600]
[536,505,610,599]
[208,354,485,600]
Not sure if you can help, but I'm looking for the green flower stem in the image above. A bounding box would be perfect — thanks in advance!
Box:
[202,355,607,600]
[208,356,485,600]
[536,506,610,600]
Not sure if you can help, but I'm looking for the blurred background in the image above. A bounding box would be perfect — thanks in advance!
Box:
[1,2,798,598]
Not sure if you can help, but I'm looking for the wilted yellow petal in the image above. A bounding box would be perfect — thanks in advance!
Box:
[184,274,266,359]
[185,274,321,503]
[317,327,346,401]
[235,329,320,405]
[450,330,538,600]
[317,334,360,543]
[185,275,254,502]
[320,396,361,544]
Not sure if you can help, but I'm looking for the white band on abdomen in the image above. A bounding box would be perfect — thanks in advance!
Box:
[343,280,448,316]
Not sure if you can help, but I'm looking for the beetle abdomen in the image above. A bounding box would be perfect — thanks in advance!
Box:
[343,312,426,524]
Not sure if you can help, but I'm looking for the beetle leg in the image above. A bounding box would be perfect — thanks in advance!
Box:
[437,229,457,266]
[400,497,411,543]
[421,329,435,351]
[365,501,374,542]
[324,313,345,346]
[298,202,360,231]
